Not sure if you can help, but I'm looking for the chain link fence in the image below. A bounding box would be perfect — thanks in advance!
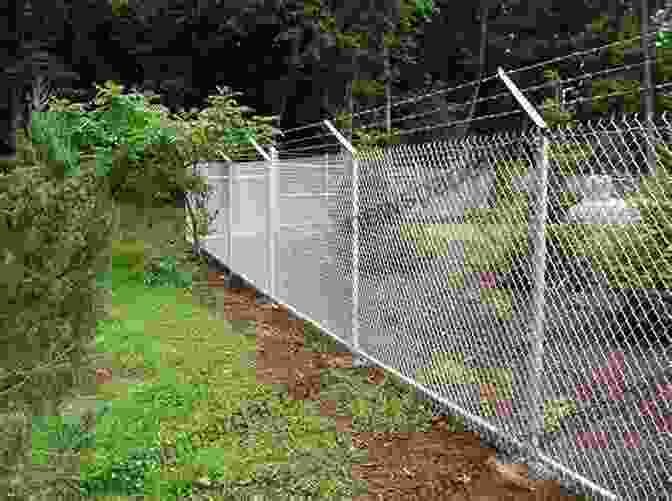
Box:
[188,113,672,500]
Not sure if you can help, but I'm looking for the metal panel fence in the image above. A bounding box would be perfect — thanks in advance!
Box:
[186,113,672,499]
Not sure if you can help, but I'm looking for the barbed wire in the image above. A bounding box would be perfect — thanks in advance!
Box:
[372,28,661,121]
[357,52,672,133]
[272,55,671,155]
[382,80,672,141]
[278,141,343,156]
[278,27,663,138]
[280,130,339,149]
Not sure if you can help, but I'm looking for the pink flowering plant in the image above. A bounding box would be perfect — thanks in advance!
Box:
[572,351,671,450]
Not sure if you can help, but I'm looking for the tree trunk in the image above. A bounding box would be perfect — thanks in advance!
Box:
[463,4,490,142]
[277,34,302,131]
[384,45,391,134]
[22,74,53,138]
[345,70,356,144]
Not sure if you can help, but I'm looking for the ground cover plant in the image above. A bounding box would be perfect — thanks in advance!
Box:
[19,203,593,500]
[10,78,591,500]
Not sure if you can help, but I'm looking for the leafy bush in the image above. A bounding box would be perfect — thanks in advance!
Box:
[576,142,672,291]
[333,110,402,153]
[39,81,280,265]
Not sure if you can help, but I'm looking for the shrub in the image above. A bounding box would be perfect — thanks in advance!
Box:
[39,81,280,266]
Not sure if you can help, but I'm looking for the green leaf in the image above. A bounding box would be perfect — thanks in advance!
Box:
[413,0,435,19]
[657,30,672,48]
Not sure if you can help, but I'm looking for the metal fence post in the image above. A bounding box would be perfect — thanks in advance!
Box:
[350,149,360,356]
[497,67,550,459]
[528,133,550,452]
[323,120,360,354]
[266,145,279,298]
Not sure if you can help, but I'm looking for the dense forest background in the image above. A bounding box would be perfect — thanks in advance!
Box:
[0,0,671,157]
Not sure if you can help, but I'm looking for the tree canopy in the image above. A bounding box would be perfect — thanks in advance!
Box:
[0,0,666,157]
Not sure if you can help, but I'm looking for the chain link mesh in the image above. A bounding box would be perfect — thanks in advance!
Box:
[197,115,671,500]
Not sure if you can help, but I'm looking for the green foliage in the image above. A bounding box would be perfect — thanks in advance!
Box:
[73,269,360,499]
[79,445,165,497]
[302,0,431,139]
[23,110,88,177]
[75,364,208,498]
[143,255,193,290]
[351,78,386,99]
[2,79,278,498]
[110,239,147,275]
[110,234,194,290]
[543,398,578,434]
[590,78,644,116]
[163,85,278,163]
[545,142,671,291]
[18,213,467,499]
[535,54,672,291]
[334,110,402,153]
[657,29,672,49]
[352,126,403,153]
[609,143,671,289]
[397,56,670,295]
[37,80,278,264]
[400,222,529,274]
[396,148,531,276]
[108,0,131,17]
[302,320,345,353]
[588,13,672,116]
[415,350,577,432]
[36,80,180,181]
[413,0,436,20]
[29,401,113,466]
[0,154,117,498]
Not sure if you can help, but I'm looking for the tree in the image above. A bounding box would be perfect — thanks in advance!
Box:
[463,1,491,136]
[304,0,438,145]
[12,50,80,141]
[0,0,25,161]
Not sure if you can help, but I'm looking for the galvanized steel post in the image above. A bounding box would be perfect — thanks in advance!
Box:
[498,66,549,457]
[323,120,360,354]
[267,145,279,298]
[528,133,549,451]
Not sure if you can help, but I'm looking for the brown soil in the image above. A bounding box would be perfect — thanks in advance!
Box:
[201,269,585,501]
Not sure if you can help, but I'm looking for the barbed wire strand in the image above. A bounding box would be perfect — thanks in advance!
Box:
[375,80,672,142]
[274,52,671,154]
[268,82,672,162]
[277,28,663,137]
[356,28,662,122]
[356,52,672,133]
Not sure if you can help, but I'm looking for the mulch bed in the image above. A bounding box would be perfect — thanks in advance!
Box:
[201,268,585,501]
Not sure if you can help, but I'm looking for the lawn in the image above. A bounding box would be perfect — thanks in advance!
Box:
[24,211,440,500]
[21,207,590,501]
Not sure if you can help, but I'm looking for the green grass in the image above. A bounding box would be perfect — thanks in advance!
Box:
[27,230,447,500]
